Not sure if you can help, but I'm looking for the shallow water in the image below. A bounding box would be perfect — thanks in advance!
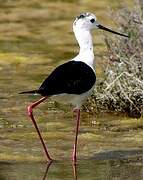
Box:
[1,0,143,179]
[1,157,143,180]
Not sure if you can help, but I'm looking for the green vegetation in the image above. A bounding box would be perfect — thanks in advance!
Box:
[85,1,143,118]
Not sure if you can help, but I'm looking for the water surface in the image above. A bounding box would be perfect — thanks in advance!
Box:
[0,0,143,179]
[1,157,143,180]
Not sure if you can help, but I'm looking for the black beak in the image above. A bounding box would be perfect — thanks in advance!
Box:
[97,24,129,38]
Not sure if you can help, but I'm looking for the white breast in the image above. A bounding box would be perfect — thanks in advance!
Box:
[50,84,95,109]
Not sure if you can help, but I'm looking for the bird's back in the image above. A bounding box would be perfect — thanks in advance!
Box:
[38,60,96,96]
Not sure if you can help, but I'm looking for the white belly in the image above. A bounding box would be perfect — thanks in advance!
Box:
[50,85,95,109]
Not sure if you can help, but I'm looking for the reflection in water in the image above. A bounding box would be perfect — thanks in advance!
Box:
[42,160,53,180]
[42,161,78,180]
[72,163,78,180]
[1,157,143,180]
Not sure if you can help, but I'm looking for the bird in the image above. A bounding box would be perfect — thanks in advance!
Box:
[20,12,128,163]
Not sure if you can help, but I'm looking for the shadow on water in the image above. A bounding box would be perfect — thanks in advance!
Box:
[1,149,143,180]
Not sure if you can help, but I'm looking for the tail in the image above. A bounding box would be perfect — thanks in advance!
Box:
[19,90,39,94]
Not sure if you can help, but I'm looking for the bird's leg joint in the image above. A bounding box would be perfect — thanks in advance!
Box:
[27,105,33,117]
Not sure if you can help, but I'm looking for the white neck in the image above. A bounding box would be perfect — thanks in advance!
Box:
[73,28,95,69]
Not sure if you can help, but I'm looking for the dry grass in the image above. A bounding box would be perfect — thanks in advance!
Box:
[84,1,143,118]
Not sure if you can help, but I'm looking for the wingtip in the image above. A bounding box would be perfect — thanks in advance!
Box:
[19,90,38,94]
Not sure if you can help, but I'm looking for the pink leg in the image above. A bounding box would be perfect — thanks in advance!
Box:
[72,109,80,163]
[27,96,52,162]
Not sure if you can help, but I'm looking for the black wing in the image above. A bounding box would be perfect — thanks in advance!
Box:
[38,61,96,96]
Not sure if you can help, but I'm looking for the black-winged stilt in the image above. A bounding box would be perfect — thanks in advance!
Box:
[20,12,128,163]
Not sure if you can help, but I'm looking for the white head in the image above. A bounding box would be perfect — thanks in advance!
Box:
[73,12,128,68]
[73,12,129,37]
[73,12,98,31]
